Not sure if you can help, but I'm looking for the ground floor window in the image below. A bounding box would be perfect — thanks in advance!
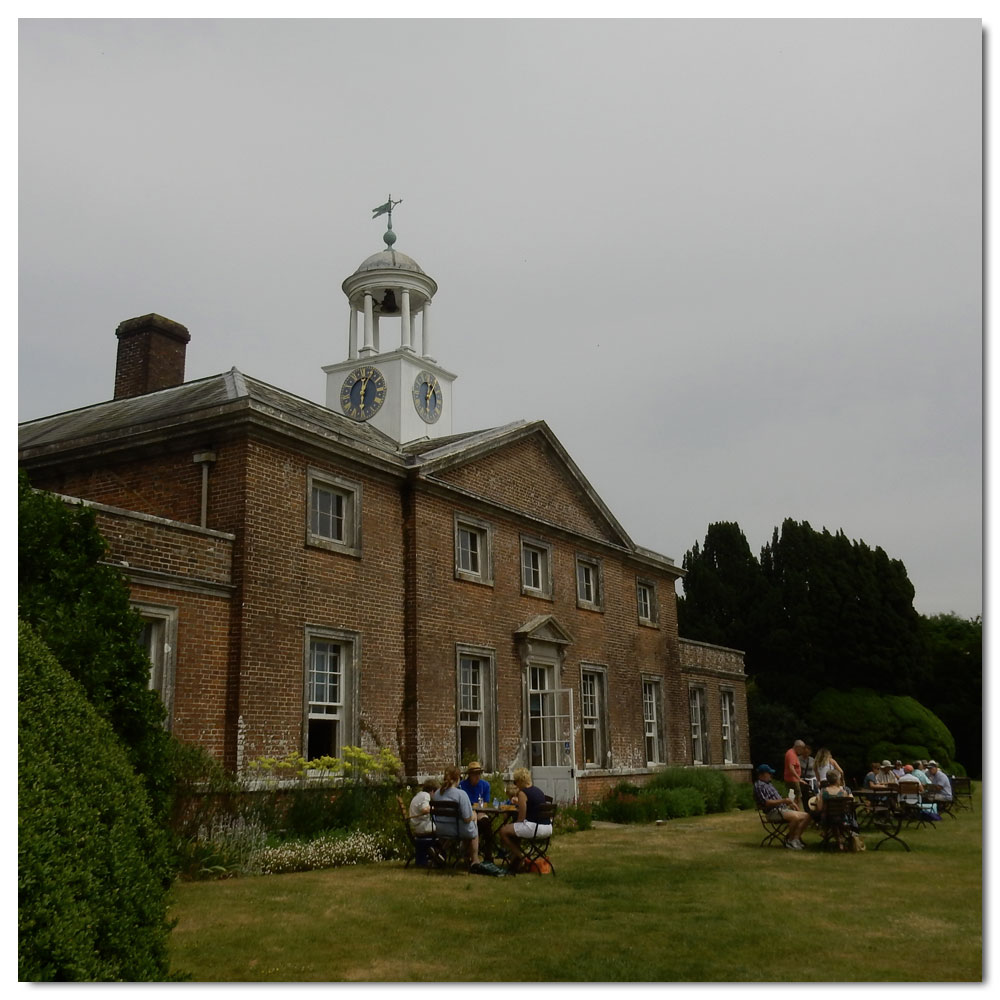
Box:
[305,626,359,760]
[581,666,608,767]
[457,644,496,769]
[720,688,737,764]
[689,685,709,765]
[642,677,663,765]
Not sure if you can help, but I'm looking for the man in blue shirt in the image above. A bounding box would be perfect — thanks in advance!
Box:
[459,762,492,806]
[754,764,811,849]
[459,762,495,860]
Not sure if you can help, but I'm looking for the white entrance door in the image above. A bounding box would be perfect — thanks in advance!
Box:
[528,664,576,803]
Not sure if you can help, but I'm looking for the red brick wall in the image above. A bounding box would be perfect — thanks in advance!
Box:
[83,502,235,760]
[232,438,408,766]
[432,434,620,544]
[407,483,688,777]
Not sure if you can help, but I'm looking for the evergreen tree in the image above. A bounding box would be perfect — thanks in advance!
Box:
[677,521,765,656]
[18,472,174,822]
[918,613,982,777]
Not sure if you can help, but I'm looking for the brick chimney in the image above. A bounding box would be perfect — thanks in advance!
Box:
[114,313,191,400]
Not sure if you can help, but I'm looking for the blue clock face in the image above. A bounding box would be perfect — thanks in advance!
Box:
[340,366,386,421]
[412,371,443,424]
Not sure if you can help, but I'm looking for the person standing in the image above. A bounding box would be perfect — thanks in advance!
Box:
[784,739,806,804]
[814,748,843,787]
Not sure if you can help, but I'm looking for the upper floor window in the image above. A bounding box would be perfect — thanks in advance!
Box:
[576,555,603,611]
[520,536,554,599]
[454,514,494,585]
[307,468,362,557]
[637,579,658,626]
[134,602,178,731]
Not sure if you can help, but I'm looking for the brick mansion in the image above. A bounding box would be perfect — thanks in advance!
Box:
[18,217,750,802]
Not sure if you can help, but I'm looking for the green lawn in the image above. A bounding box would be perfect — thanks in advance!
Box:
[167,801,982,982]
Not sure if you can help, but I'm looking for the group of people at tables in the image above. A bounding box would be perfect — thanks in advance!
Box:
[407,761,552,873]
[754,739,954,850]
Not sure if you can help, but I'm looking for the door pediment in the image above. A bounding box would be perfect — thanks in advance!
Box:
[514,615,573,667]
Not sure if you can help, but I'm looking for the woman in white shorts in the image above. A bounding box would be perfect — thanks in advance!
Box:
[499,767,552,871]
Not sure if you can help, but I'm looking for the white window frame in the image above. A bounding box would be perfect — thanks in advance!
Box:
[306,468,362,557]
[304,625,360,761]
[580,664,609,768]
[520,535,554,599]
[575,554,604,611]
[720,688,737,764]
[454,513,494,585]
[134,602,178,730]
[456,644,497,770]
[636,578,658,626]
[689,685,709,765]
[642,676,664,765]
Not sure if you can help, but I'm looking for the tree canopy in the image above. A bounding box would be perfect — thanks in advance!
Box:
[678,518,979,777]
[18,472,174,820]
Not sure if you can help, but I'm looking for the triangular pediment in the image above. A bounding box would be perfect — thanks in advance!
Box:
[514,615,574,647]
[412,421,631,548]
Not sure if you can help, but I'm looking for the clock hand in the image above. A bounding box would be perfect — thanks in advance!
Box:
[359,374,369,406]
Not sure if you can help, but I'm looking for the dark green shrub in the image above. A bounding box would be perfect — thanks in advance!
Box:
[592,785,706,823]
[809,687,958,779]
[19,622,174,981]
[554,803,593,833]
[18,474,174,823]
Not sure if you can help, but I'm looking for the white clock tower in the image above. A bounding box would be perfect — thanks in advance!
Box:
[323,199,456,444]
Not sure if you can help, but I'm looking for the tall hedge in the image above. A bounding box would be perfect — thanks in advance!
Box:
[808,687,956,781]
[18,622,173,981]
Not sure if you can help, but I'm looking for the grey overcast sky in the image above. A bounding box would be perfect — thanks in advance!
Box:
[17,16,983,619]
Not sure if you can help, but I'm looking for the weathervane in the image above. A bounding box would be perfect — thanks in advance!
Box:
[372,195,403,248]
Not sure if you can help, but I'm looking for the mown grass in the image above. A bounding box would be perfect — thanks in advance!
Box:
[167,799,982,982]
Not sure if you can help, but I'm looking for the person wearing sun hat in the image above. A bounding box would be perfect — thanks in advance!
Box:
[458,761,495,860]
[753,764,811,849]
[924,761,953,804]
[873,760,899,788]
[459,762,492,806]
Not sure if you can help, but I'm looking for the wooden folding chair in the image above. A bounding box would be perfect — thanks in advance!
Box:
[757,807,788,848]
[397,795,439,869]
[817,795,857,851]
[429,799,466,869]
[516,801,557,874]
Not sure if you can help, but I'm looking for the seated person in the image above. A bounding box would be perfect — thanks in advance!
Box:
[924,761,953,803]
[862,762,881,789]
[909,761,931,785]
[458,761,496,860]
[753,764,811,850]
[408,778,439,837]
[498,767,553,872]
[408,778,439,867]
[432,765,481,867]
[817,770,857,849]
[872,760,899,788]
